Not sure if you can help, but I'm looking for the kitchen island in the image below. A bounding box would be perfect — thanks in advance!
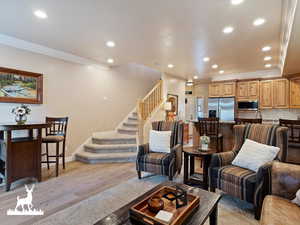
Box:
[191,120,235,152]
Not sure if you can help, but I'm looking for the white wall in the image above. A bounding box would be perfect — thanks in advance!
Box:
[0,45,161,156]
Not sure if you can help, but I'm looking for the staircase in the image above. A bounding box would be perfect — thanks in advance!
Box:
[75,80,163,164]
[75,112,138,163]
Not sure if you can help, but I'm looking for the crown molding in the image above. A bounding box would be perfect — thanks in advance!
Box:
[210,69,281,82]
[0,33,109,70]
[279,0,298,75]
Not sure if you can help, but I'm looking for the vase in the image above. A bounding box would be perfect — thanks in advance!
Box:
[201,143,208,151]
[15,115,27,125]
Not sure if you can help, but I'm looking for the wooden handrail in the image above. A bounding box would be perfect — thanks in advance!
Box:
[137,80,164,145]
[137,80,163,122]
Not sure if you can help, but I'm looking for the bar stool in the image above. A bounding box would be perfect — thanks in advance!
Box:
[197,117,223,153]
[41,117,68,177]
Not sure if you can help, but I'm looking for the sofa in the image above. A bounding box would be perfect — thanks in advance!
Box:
[260,161,300,225]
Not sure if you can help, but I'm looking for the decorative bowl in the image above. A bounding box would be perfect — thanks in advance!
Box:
[147,196,164,213]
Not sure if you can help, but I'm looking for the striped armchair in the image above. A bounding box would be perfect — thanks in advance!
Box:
[209,124,288,219]
[136,121,183,181]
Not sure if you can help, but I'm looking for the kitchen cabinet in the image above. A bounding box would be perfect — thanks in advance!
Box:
[248,81,260,99]
[208,83,221,97]
[260,80,273,109]
[209,82,236,97]
[260,79,289,109]
[237,81,259,100]
[273,79,289,108]
[237,82,248,99]
[290,77,300,108]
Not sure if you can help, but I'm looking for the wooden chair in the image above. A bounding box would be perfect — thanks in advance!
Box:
[41,117,68,177]
[197,117,223,152]
[235,118,262,125]
[279,119,300,147]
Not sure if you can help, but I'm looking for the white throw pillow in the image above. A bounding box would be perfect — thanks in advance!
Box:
[292,189,300,206]
[232,139,280,172]
[149,130,172,153]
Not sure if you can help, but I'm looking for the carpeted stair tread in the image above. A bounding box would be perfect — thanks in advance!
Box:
[84,143,137,153]
[123,122,138,128]
[75,150,136,163]
[93,131,135,140]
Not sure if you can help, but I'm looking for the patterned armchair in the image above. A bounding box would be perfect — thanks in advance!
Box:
[136,121,184,181]
[209,124,288,219]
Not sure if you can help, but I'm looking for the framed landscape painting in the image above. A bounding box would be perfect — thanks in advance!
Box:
[0,67,43,104]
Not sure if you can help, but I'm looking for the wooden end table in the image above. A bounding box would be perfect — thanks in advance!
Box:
[94,181,221,225]
[183,146,215,190]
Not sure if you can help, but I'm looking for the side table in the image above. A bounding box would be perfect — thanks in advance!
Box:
[183,146,215,190]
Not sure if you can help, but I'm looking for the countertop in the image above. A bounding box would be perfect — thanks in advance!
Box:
[187,119,280,125]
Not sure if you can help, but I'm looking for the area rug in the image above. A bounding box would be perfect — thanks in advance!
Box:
[33,174,259,225]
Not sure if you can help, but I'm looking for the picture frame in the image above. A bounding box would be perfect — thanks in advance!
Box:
[167,94,179,115]
[0,67,43,104]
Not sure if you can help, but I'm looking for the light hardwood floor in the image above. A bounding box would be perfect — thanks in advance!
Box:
[0,161,137,225]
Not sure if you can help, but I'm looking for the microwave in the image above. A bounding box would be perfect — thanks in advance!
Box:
[237,100,259,111]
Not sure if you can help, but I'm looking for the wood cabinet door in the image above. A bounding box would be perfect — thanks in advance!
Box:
[237,82,248,99]
[248,81,259,99]
[209,83,220,97]
[222,82,236,97]
[290,78,300,108]
[273,79,289,108]
[260,80,273,108]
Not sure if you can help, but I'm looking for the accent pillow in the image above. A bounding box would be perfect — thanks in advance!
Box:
[292,189,300,206]
[149,130,172,153]
[232,139,280,172]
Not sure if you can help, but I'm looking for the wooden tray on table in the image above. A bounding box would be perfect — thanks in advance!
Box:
[129,186,200,225]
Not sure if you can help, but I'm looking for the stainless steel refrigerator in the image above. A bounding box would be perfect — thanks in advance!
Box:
[207,97,235,121]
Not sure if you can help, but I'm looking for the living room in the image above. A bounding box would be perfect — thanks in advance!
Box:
[0,0,300,225]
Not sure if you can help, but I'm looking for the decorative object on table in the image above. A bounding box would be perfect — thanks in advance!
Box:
[163,186,187,209]
[0,67,43,104]
[11,104,31,125]
[200,135,210,150]
[129,185,200,225]
[147,196,164,213]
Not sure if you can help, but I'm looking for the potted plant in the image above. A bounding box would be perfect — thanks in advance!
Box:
[12,104,31,125]
[200,135,210,150]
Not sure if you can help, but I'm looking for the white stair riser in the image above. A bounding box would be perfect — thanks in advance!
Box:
[92,138,136,145]
[84,146,137,153]
[76,155,136,164]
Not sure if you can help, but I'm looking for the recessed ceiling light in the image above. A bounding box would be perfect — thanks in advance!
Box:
[231,0,244,5]
[107,58,114,64]
[168,64,174,68]
[264,56,272,61]
[223,26,234,34]
[219,70,224,74]
[253,18,266,26]
[193,76,199,79]
[106,41,115,48]
[262,46,271,52]
[212,64,218,69]
[34,10,48,19]
[203,57,210,62]
[265,64,272,68]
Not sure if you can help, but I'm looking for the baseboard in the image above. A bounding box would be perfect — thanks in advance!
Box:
[41,155,75,168]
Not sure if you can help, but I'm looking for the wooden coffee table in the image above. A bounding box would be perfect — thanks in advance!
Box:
[183,146,216,190]
[94,181,221,225]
